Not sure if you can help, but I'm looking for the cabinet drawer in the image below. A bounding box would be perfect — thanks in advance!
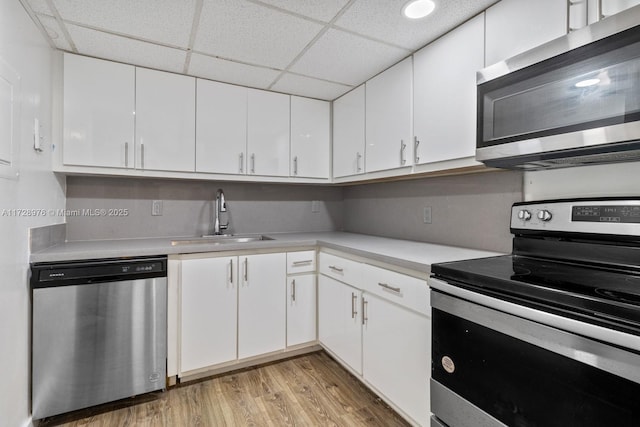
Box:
[319,252,362,287]
[287,251,316,274]
[361,264,429,316]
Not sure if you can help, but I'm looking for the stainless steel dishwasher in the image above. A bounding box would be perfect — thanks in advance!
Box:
[31,256,167,420]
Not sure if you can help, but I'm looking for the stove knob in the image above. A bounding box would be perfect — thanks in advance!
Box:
[517,210,532,221]
[537,210,552,221]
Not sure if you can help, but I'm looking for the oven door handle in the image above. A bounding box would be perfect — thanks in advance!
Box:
[429,278,640,385]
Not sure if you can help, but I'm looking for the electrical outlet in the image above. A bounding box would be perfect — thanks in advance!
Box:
[423,206,432,224]
[311,200,320,213]
[152,200,163,216]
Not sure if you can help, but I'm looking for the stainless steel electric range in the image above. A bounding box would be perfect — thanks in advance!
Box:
[428,198,640,427]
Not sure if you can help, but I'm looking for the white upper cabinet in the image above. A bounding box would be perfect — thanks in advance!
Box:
[63,54,134,168]
[365,57,413,173]
[196,80,247,175]
[135,67,195,172]
[247,89,290,177]
[485,0,568,66]
[290,96,330,179]
[413,14,485,164]
[332,85,365,178]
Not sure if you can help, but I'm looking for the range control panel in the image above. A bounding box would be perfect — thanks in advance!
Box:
[511,199,640,236]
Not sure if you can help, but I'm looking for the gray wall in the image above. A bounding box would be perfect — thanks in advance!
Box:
[65,176,344,240]
[342,170,523,253]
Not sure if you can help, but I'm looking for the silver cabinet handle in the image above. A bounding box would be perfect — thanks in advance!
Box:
[292,279,296,302]
[362,297,368,325]
[329,265,344,272]
[414,136,420,164]
[351,292,358,319]
[292,260,313,266]
[243,258,248,282]
[293,156,298,176]
[356,152,362,172]
[400,139,406,165]
[598,0,604,20]
[229,259,234,284]
[250,153,255,174]
[239,153,244,173]
[141,143,145,169]
[378,282,401,294]
[124,142,129,168]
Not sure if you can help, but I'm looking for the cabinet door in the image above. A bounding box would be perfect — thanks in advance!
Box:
[63,54,134,168]
[333,85,365,178]
[413,14,485,164]
[247,89,290,177]
[365,57,413,173]
[180,256,237,373]
[196,80,247,174]
[135,67,195,172]
[290,97,330,179]
[287,274,317,347]
[362,293,430,427]
[318,275,362,374]
[485,0,568,66]
[600,0,640,17]
[238,253,286,359]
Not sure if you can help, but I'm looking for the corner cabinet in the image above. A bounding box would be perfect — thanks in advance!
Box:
[286,251,317,347]
[290,97,330,179]
[63,54,135,168]
[135,68,196,172]
[332,85,366,178]
[413,13,485,164]
[365,57,413,173]
[318,251,431,426]
[247,89,290,177]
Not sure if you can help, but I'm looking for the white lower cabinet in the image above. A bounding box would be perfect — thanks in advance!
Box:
[180,256,237,373]
[318,274,363,374]
[362,293,430,427]
[287,274,316,347]
[319,251,431,426]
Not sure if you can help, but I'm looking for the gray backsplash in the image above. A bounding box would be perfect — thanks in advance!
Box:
[342,170,523,253]
[65,176,344,241]
[66,170,523,253]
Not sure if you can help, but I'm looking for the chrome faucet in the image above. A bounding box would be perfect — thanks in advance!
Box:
[213,188,229,235]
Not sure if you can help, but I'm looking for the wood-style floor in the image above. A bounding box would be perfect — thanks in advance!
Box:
[38,351,411,427]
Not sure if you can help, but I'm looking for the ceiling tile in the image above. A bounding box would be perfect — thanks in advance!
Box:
[290,28,409,86]
[53,0,195,48]
[36,14,72,51]
[254,0,350,22]
[336,0,498,50]
[24,0,52,15]
[188,54,280,89]
[271,73,352,100]
[194,0,324,69]
[66,24,187,73]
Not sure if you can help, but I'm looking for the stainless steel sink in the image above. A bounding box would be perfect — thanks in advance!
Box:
[171,234,274,246]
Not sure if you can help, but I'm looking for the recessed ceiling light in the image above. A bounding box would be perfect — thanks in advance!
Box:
[575,78,600,88]
[402,0,436,19]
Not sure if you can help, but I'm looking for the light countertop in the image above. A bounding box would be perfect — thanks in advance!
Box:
[30,231,502,273]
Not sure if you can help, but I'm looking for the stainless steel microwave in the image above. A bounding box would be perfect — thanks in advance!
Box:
[476,6,640,170]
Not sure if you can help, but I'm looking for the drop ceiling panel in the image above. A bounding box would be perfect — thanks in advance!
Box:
[37,14,72,51]
[67,24,187,73]
[336,0,498,50]
[53,0,195,48]
[194,0,324,69]
[24,0,51,15]
[290,28,409,86]
[189,53,281,89]
[254,0,350,22]
[271,73,352,100]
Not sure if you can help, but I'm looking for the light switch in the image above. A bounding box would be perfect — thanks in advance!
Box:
[152,200,163,216]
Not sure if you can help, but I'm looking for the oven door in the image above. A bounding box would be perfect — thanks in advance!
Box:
[429,279,640,427]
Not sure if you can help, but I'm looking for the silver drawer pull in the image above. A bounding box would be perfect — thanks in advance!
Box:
[378,282,401,293]
[292,260,313,266]
[329,265,344,272]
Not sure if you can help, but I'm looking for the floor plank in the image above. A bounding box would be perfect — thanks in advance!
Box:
[37,351,412,427]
